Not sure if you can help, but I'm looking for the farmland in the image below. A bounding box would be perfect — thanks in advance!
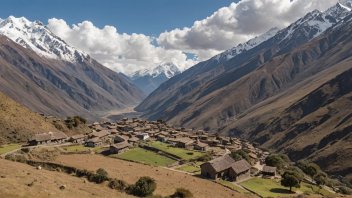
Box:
[111,147,176,166]
[147,141,206,160]
[0,144,21,155]
[240,177,334,197]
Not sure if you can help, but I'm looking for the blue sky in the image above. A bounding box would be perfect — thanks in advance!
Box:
[0,0,237,36]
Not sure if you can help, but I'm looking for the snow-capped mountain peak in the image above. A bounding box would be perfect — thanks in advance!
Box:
[0,16,87,62]
[132,62,181,79]
[339,0,352,10]
[214,27,280,62]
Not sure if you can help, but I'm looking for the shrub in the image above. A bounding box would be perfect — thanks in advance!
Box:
[230,150,249,162]
[265,154,288,169]
[96,168,108,178]
[108,179,128,191]
[339,186,352,195]
[128,176,156,197]
[196,153,212,162]
[170,188,193,198]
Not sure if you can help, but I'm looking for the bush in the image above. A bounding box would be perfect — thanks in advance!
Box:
[96,168,108,177]
[197,153,212,162]
[230,150,249,162]
[88,168,109,184]
[265,154,288,169]
[339,186,352,195]
[128,176,156,197]
[108,179,128,191]
[170,188,193,198]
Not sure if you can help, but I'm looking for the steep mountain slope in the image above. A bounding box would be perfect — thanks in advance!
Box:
[136,2,352,179]
[131,63,181,95]
[136,2,351,124]
[0,91,60,143]
[0,17,144,120]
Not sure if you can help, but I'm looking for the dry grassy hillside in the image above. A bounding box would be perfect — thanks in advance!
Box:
[0,91,91,144]
[55,154,249,198]
[0,159,131,198]
[0,91,60,144]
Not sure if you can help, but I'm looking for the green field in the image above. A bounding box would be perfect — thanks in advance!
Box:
[147,141,205,160]
[113,147,176,166]
[176,162,202,174]
[240,177,334,197]
[62,145,106,153]
[0,144,21,155]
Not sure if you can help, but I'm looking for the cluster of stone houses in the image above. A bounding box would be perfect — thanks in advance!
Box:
[27,118,269,157]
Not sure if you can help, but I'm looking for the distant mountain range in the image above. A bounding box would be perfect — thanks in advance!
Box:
[131,62,181,95]
[136,1,352,180]
[0,16,144,120]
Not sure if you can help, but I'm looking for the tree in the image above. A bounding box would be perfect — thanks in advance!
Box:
[170,188,193,198]
[281,172,301,192]
[128,176,156,197]
[230,150,249,162]
[265,154,286,169]
[88,168,108,184]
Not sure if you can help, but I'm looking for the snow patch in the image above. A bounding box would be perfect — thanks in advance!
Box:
[0,16,87,62]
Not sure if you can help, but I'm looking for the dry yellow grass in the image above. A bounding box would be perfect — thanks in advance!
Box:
[0,159,132,198]
[55,154,252,198]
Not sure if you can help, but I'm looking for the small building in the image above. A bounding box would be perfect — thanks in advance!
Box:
[114,135,129,143]
[28,131,68,146]
[156,134,168,143]
[68,134,86,144]
[175,138,194,149]
[262,165,277,177]
[136,133,150,140]
[85,137,102,147]
[200,155,251,181]
[229,159,251,181]
[89,130,110,140]
[128,136,140,145]
[109,142,131,154]
[200,155,235,180]
[193,141,209,151]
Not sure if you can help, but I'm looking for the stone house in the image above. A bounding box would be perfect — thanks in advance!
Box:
[136,133,150,140]
[228,159,251,181]
[68,134,86,144]
[28,131,68,146]
[85,137,102,147]
[262,165,277,177]
[200,155,235,180]
[109,142,131,154]
[175,138,194,149]
[193,141,209,151]
[200,155,251,181]
[114,135,129,143]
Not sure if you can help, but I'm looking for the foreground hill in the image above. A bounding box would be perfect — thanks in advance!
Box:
[0,159,130,198]
[0,17,144,120]
[55,154,248,198]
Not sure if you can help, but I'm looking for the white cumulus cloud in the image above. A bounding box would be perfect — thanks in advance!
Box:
[47,0,339,75]
[47,19,197,75]
[157,0,338,59]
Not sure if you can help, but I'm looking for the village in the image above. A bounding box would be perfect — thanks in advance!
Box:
[26,118,279,186]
